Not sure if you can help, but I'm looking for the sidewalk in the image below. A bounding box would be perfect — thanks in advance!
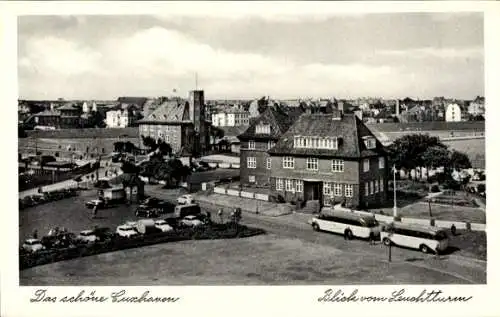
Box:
[193,192,293,216]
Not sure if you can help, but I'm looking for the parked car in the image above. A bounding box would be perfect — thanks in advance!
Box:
[154,220,174,232]
[41,232,76,249]
[180,215,204,227]
[92,227,115,241]
[22,239,45,253]
[85,197,108,209]
[198,161,213,170]
[116,225,139,238]
[75,230,99,244]
[136,198,175,218]
[177,194,194,205]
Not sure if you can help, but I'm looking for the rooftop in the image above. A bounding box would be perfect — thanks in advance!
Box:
[137,100,190,124]
[268,113,387,159]
[238,105,304,140]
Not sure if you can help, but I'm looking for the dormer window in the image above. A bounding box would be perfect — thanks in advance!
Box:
[294,136,338,149]
[256,123,271,134]
[363,136,376,149]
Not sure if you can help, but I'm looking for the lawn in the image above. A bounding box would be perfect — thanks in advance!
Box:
[445,229,487,261]
[20,234,477,285]
[398,203,486,224]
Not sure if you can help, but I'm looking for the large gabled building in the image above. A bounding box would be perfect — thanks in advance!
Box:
[268,111,389,209]
[137,90,210,155]
[237,105,303,187]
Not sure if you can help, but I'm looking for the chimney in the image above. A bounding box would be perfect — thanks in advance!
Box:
[396,99,400,116]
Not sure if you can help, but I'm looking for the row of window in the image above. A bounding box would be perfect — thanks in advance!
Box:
[293,136,338,149]
[255,124,271,134]
[276,178,304,193]
[247,140,275,150]
[247,157,273,169]
[247,156,385,172]
[276,178,354,198]
[364,178,385,196]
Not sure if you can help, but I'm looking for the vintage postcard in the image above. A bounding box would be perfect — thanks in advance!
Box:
[1,1,499,317]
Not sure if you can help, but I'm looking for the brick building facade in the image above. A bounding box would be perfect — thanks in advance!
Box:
[137,90,210,155]
[268,112,389,208]
[238,106,303,186]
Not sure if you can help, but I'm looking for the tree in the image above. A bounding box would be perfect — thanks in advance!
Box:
[121,160,139,174]
[18,125,28,138]
[113,141,125,153]
[123,141,137,153]
[421,146,450,179]
[449,150,472,170]
[158,141,172,156]
[86,111,106,128]
[389,134,447,180]
[257,96,268,114]
[141,135,159,152]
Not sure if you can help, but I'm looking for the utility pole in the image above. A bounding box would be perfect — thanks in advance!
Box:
[393,164,397,218]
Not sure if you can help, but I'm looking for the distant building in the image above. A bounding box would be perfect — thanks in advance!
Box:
[468,98,485,116]
[57,103,82,128]
[238,106,304,187]
[445,103,462,122]
[268,112,389,208]
[211,105,250,127]
[248,99,260,118]
[137,90,210,155]
[106,109,132,128]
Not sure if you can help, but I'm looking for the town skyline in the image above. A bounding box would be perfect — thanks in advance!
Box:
[18,13,484,100]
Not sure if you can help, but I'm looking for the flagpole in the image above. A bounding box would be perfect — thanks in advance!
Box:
[393,164,397,217]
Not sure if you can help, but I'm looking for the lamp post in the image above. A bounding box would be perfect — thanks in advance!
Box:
[393,164,397,218]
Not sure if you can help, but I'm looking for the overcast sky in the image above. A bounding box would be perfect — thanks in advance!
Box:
[18,13,484,100]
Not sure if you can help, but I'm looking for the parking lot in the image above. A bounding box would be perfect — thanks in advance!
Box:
[19,189,140,244]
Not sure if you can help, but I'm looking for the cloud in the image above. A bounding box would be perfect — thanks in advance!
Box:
[378,47,483,59]
[18,23,483,99]
[19,36,101,76]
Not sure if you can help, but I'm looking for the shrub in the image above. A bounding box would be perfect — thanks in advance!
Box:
[477,184,486,193]
[443,179,461,191]
[430,185,440,193]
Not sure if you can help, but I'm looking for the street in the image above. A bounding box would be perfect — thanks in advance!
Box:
[19,184,486,284]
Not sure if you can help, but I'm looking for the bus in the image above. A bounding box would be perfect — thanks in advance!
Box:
[309,212,381,240]
[380,223,449,254]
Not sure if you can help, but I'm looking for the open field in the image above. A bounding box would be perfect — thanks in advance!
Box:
[20,234,483,285]
[26,127,139,139]
[366,121,484,132]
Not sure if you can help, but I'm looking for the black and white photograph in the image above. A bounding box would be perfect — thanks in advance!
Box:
[14,9,489,287]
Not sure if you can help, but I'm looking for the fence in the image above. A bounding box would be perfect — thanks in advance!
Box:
[327,205,485,232]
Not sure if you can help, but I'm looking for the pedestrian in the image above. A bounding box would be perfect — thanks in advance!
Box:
[93,205,99,219]
[451,224,457,236]
[369,233,376,245]
[217,208,224,223]
[32,229,38,239]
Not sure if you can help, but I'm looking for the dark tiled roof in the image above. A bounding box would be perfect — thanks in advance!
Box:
[238,105,304,141]
[117,97,149,107]
[36,110,61,116]
[58,103,81,111]
[268,113,387,159]
[137,100,190,124]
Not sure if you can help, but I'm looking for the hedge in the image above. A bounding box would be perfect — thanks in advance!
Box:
[19,224,265,270]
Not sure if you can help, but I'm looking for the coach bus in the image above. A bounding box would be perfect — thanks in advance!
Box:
[309,212,381,240]
[381,223,449,254]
